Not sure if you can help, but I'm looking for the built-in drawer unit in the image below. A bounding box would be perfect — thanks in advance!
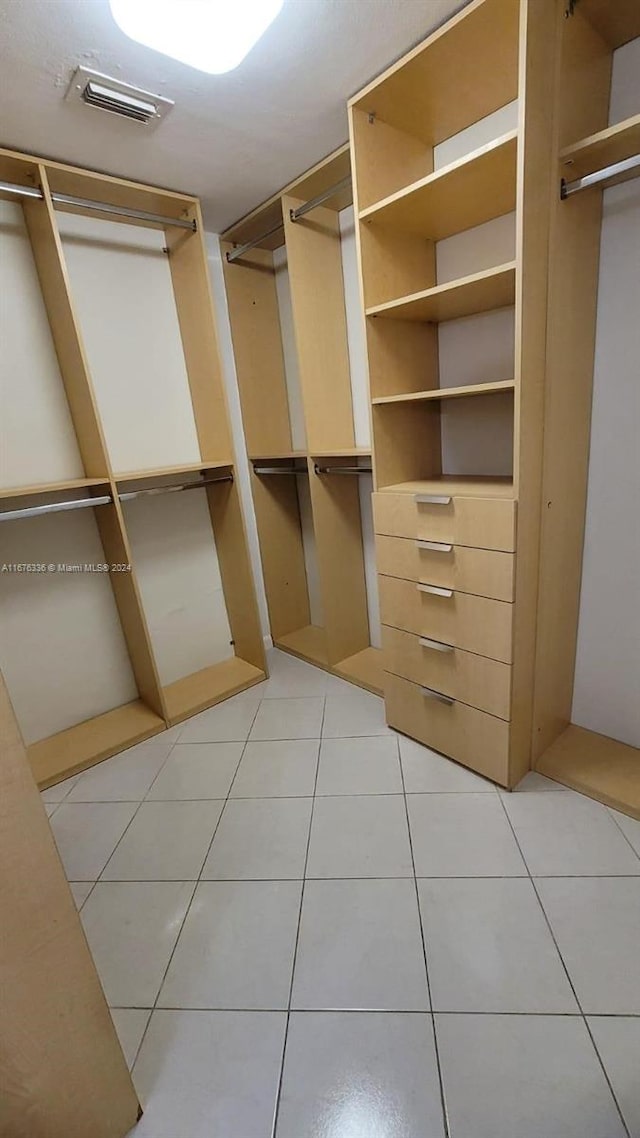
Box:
[375,534,514,602]
[378,573,513,663]
[384,671,510,786]
[373,492,516,552]
[382,624,511,720]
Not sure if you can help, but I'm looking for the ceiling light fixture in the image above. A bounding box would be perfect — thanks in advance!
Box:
[108,0,284,75]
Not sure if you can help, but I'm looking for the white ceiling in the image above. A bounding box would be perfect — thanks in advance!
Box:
[0,0,462,232]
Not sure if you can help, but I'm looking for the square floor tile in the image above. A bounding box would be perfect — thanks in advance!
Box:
[322,688,391,738]
[436,1014,626,1138]
[145,742,243,800]
[81,881,194,1007]
[262,649,328,698]
[249,697,324,741]
[306,795,413,878]
[418,878,577,1012]
[536,877,640,1013]
[158,880,302,1010]
[50,802,138,880]
[177,694,261,743]
[502,792,640,875]
[316,736,402,795]
[201,798,312,880]
[40,772,81,802]
[400,736,496,793]
[504,771,569,793]
[230,740,319,798]
[275,1012,445,1138]
[407,794,526,877]
[101,801,224,880]
[588,1017,640,1138]
[111,1008,151,1070]
[291,879,429,1010]
[65,742,173,802]
[131,1010,286,1138]
[608,809,640,858]
[69,881,94,909]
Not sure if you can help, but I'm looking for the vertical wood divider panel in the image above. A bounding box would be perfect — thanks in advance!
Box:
[248,469,311,640]
[307,458,370,665]
[95,493,168,720]
[508,0,559,785]
[220,241,293,456]
[22,167,110,478]
[206,478,267,670]
[0,673,140,1138]
[283,194,355,452]
[165,203,233,461]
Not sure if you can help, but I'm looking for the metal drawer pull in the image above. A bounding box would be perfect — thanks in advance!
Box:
[419,636,454,653]
[421,686,455,705]
[414,494,452,505]
[415,540,453,552]
[417,583,453,597]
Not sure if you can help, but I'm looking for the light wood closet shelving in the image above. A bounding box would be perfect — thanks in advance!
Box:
[349,0,557,787]
[0,147,265,788]
[532,0,640,818]
[221,148,383,695]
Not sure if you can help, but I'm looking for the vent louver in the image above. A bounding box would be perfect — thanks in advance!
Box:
[65,67,174,129]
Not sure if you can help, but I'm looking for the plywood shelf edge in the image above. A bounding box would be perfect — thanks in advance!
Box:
[366,261,517,323]
[373,380,514,405]
[559,113,640,181]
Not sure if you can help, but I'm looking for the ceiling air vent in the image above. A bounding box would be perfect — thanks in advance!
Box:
[65,67,174,129]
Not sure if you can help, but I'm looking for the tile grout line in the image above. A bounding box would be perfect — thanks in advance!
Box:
[398,736,451,1138]
[496,793,632,1138]
[128,699,264,1077]
[270,696,326,1138]
[606,808,640,864]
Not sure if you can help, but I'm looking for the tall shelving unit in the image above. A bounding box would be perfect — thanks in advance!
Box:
[533,0,640,817]
[0,147,266,788]
[349,0,557,786]
[221,147,383,694]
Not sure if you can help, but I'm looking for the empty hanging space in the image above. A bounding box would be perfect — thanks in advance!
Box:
[0,487,166,786]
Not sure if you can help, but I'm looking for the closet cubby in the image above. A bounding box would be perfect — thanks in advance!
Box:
[222,147,383,694]
[0,147,265,786]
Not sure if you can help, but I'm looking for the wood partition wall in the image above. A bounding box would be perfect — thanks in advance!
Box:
[221,148,383,695]
[0,147,266,789]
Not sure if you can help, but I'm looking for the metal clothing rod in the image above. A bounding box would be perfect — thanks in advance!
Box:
[252,465,308,476]
[0,495,111,523]
[289,175,352,222]
[314,464,373,475]
[0,178,196,230]
[119,473,233,502]
[561,152,640,199]
[225,220,285,264]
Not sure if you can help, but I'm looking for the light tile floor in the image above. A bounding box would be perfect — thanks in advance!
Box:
[43,649,640,1138]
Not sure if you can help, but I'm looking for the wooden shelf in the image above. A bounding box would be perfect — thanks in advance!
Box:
[114,461,233,484]
[163,657,266,725]
[380,476,515,499]
[373,380,514,405]
[360,131,518,240]
[537,725,640,820]
[0,478,109,501]
[310,448,371,458]
[560,114,640,182]
[576,0,640,49]
[366,263,516,324]
[334,646,384,696]
[275,625,328,667]
[249,451,307,461]
[30,700,165,789]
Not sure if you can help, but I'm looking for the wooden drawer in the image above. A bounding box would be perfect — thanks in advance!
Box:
[382,624,511,720]
[373,492,516,551]
[375,534,514,601]
[384,671,510,785]
[378,573,513,663]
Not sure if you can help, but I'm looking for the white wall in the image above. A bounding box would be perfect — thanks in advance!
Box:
[571,37,640,747]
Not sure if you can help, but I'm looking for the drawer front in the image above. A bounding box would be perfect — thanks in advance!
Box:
[379,574,513,663]
[384,671,510,785]
[373,493,516,552]
[382,624,511,720]
[375,534,514,602]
